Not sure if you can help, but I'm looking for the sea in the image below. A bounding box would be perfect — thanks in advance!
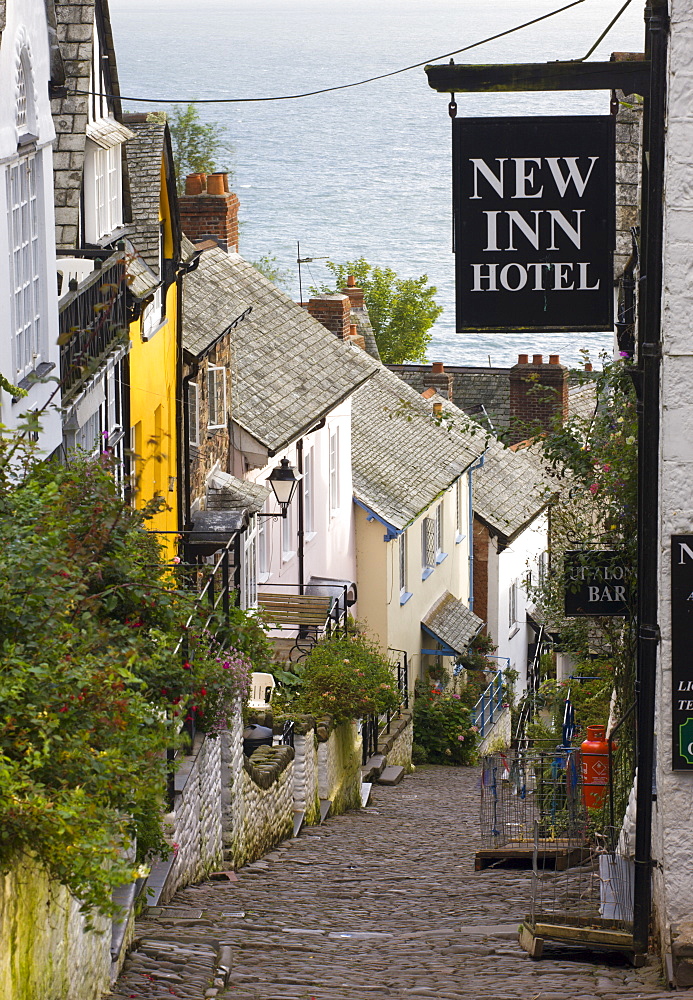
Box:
[109,0,645,369]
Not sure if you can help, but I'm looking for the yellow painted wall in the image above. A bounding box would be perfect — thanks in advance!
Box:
[129,159,178,560]
[354,507,390,651]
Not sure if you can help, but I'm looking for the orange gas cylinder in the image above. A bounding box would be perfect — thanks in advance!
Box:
[580,724,610,808]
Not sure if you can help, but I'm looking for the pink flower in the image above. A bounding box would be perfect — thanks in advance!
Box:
[172,556,181,565]
[589,483,599,495]
[458,735,465,742]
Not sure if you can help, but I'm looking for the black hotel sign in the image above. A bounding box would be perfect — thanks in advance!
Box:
[671,536,693,770]
[453,116,615,333]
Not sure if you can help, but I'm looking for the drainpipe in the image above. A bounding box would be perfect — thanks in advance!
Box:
[297,437,305,595]
[467,454,486,611]
[633,0,668,957]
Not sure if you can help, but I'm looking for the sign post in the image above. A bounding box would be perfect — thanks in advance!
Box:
[564,550,630,617]
[671,536,693,770]
[453,115,615,333]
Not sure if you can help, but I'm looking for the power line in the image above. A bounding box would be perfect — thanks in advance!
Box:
[74,0,588,106]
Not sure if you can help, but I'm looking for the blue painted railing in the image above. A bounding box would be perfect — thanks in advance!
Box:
[473,670,505,737]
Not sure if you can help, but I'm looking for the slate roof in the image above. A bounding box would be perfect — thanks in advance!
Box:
[350,365,483,530]
[569,381,598,423]
[472,433,554,542]
[126,122,166,274]
[422,591,483,654]
[181,238,376,454]
[206,472,270,516]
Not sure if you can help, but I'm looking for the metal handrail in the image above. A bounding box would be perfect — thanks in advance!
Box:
[473,670,505,737]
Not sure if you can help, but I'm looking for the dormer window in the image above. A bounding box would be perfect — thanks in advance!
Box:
[84,140,123,243]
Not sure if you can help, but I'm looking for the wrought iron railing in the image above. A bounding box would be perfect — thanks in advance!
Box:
[361,650,410,765]
[58,253,128,402]
[473,669,505,737]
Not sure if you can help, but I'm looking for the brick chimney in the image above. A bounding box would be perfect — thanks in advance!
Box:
[423,361,454,400]
[179,172,239,252]
[307,294,351,340]
[508,353,568,444]
[341,274,365,309]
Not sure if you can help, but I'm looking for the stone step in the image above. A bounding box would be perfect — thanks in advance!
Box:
[377,765,405,786]
[361,753,387,781]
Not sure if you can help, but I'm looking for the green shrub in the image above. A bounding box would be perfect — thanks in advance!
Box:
[295,631,400,724]
[413,688,479,765]
[412,742,428,764]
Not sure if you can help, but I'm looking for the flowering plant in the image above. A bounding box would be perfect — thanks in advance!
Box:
[413,689,479,765]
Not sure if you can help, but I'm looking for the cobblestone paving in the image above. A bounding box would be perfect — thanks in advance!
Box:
[111,765,671,1000]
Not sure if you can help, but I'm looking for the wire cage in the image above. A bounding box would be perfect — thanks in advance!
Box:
[517,725,638,960]
[478,744,588,872]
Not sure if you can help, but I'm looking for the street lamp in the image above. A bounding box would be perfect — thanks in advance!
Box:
[259,458,302,519]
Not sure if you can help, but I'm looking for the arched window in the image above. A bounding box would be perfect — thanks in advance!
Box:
[15,48,36,139]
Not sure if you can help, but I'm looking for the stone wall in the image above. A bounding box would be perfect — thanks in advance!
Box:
[0,859,111,1000]
[293,727,321,826]
[377,711,414,770]
[163,733,224,901]
[317,719,363,815]
[238,748,295,864]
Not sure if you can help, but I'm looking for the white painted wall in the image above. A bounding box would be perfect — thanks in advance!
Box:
[0,0,61,455]
[653,0,693,948]
[494,512,549,695]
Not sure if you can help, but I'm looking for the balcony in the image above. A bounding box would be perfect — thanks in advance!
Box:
[58,253,129,403]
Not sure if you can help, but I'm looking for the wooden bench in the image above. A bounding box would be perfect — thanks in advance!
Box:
[257,593,336,661]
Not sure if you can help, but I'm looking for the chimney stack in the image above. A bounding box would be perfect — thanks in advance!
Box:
[508,352,568,444]
[423,361,453,400]
[341,275,365,309]
[179,172,240,252]
[307,294,351,340]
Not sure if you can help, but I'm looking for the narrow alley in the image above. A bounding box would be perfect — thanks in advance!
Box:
[111,766,670,1000]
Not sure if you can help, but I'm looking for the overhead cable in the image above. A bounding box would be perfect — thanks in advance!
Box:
[73,0,588,105]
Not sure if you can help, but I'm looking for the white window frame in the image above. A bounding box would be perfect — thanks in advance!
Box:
[435,502,446,562]
[242,517,258,610]
[84,141,123,243]
[207,365,227,429]
[421,516,435,578]
[188,382,199,446]
[282,500,295,562]
[8,152,43,380]
[456,477,465,543]
[258,503,270,581]
[303,446,315,537]
[329,426,340,513]
[509,580,518,629]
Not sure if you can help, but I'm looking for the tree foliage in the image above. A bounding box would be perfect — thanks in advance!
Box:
[311,258,443,364]
[167,104,232,195]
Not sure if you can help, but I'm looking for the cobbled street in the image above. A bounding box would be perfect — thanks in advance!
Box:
[111,766,671,1000]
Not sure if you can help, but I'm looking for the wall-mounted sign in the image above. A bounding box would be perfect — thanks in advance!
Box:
[564,550,629,617]
[671,536,693,770]
[452,115,615,333]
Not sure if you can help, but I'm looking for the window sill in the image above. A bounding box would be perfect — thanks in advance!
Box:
[141,315,168,343]
[400,591,413,606]
[282,550,296,564]
[258,572,271,584]
[207,424,226,432]
[508,625,520,639]
[455,532,466,545]
[435,551,448,565]
[304,531,317,544]
[421,566,434,581]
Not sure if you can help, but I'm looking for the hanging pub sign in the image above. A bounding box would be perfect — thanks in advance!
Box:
[671,536,693,770]
[452,115,615,333]
[564,550,629,617]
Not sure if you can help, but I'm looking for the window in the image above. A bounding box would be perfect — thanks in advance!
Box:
[509,580,518,629]
[435,502,445,561]
[84,141,123,243]
[282,501,294,561]
[303,446,314,535]
[398,532,413,604]
[242,519,258,610]
[142,224,165,339]
[258,505,269,579]
[456,477,465,542]
[188,383,199,446]
[8,154,42,379]
[16,48,36,141]
[538,551,548,588]
[207,366,226,429]
[329,426,340,512]
[421,517,435,578]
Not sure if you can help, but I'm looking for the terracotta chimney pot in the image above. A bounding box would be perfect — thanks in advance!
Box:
[518,354,529,365]
[433,401,443,416]
[185,174,204,196]
[206,172,227,195]
[549,354,560,365]
[584,362,593,372]
[347,275,356,287]
[432,361,445,374]
[532,354,544,365]
[349,324,358,337]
